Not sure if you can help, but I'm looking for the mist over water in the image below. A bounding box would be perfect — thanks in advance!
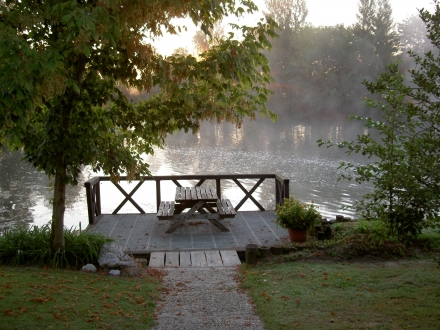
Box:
[144,118,371,220]
[0,117,372,231]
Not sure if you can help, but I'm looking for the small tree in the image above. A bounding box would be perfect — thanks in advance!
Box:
[318,3,440,239]
[0,0,277,250]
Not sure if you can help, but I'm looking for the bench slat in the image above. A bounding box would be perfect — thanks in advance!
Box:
[216,199,236,218]
[157,201,175,219]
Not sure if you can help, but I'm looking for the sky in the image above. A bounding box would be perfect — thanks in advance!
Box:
[152,0,436,55]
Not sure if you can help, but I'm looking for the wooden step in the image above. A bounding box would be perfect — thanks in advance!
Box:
[148,250,241,268]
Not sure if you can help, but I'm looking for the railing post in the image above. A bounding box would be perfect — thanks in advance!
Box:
[275,175,289,206]
[95,181,102,217]
[84,177,101,224]
[155,179,161,211]
[216,178,221,199]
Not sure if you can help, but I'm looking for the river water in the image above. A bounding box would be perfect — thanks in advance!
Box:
[0,118,371,231]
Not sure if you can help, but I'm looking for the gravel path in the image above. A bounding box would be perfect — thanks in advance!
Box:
[151,267,265,330]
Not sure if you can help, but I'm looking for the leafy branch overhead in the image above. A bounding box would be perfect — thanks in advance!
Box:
[0,0,277,250]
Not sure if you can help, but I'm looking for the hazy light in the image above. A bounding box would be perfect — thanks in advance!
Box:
[152,0,435,56]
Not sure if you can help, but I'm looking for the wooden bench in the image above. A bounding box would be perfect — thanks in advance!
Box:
[157,201,175,220]
[216,199,236,218]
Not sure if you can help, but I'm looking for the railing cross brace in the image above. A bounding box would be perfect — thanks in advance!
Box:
[233,178,265,211]
[112,181,146,214]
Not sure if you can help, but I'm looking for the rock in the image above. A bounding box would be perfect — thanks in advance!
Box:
[109,269,121,276]
[100,242,125,258]
[98,252,122,268]
[81,264,97,273]
[136,258,148,268]
[121,266,139,277]
[98,242,136,268]
[121,254,134,262]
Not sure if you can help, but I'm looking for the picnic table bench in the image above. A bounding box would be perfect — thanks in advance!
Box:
[157,186,236,233]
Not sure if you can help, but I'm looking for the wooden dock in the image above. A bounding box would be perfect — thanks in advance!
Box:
[148,250,241,268]
[87,211,289,254]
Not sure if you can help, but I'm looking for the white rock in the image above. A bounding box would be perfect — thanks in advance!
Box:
[98,242,136,268]
[109,269,121,276]
[100,242,125,259]
[81,264,97,273]
[98,252,121,268]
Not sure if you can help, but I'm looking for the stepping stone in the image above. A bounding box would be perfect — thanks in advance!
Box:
[220,250,241,267]
[191,251,208,267]
[149,252,165,268]
[179,251,192,267]
[205,250,223,267]
[165,251,179,268]
[148,250,242,268]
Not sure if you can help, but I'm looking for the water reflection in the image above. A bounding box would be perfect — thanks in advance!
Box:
[0,148,90,231]
[0,119,372,230]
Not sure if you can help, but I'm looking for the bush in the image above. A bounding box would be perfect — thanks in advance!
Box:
[0,223,113,268]
[275,196,321,230]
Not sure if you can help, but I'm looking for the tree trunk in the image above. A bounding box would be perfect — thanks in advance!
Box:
[51,168,66,251]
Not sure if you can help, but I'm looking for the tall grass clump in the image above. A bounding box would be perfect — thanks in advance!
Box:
[0,223,113,268]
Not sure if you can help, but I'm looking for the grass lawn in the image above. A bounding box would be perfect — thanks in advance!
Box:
[241,259,440,329]
[0,266,161,329]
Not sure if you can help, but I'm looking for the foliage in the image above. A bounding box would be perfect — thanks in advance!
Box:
[0,224,112,268]
[398,14,435,57]
[264,0,415,119]
[318,3,440,240]
[275,196,321,230]
[192,20,225,54]
[240,259,440,329]
[264,0,308,32]
[0,0,277,249]
[0,266,160,328]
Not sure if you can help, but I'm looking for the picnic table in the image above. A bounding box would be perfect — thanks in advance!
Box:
[157,186,236,234]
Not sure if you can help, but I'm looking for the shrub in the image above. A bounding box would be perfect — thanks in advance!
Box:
[0,223,113,268]
[275,196,321,230]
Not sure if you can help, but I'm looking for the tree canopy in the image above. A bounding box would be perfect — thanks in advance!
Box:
[0,0,277,249]
[319,2,440,239]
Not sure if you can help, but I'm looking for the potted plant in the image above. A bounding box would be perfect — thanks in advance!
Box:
[275,196,321,242]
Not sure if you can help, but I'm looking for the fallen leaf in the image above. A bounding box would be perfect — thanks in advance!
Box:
[4,309,13,316]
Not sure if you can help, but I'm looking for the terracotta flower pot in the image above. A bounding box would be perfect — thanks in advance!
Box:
[288,228,307,243]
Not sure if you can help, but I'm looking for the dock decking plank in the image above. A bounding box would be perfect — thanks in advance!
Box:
[149,252,165,268]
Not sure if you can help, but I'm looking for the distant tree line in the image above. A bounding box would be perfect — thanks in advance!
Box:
[263,0,436,119]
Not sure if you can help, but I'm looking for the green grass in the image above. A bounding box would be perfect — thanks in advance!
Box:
[241,260,440,329]
[241,222,440,329]
[0,266,161,329]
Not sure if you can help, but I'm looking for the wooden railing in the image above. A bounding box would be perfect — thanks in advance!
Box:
[84,174,289,225]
